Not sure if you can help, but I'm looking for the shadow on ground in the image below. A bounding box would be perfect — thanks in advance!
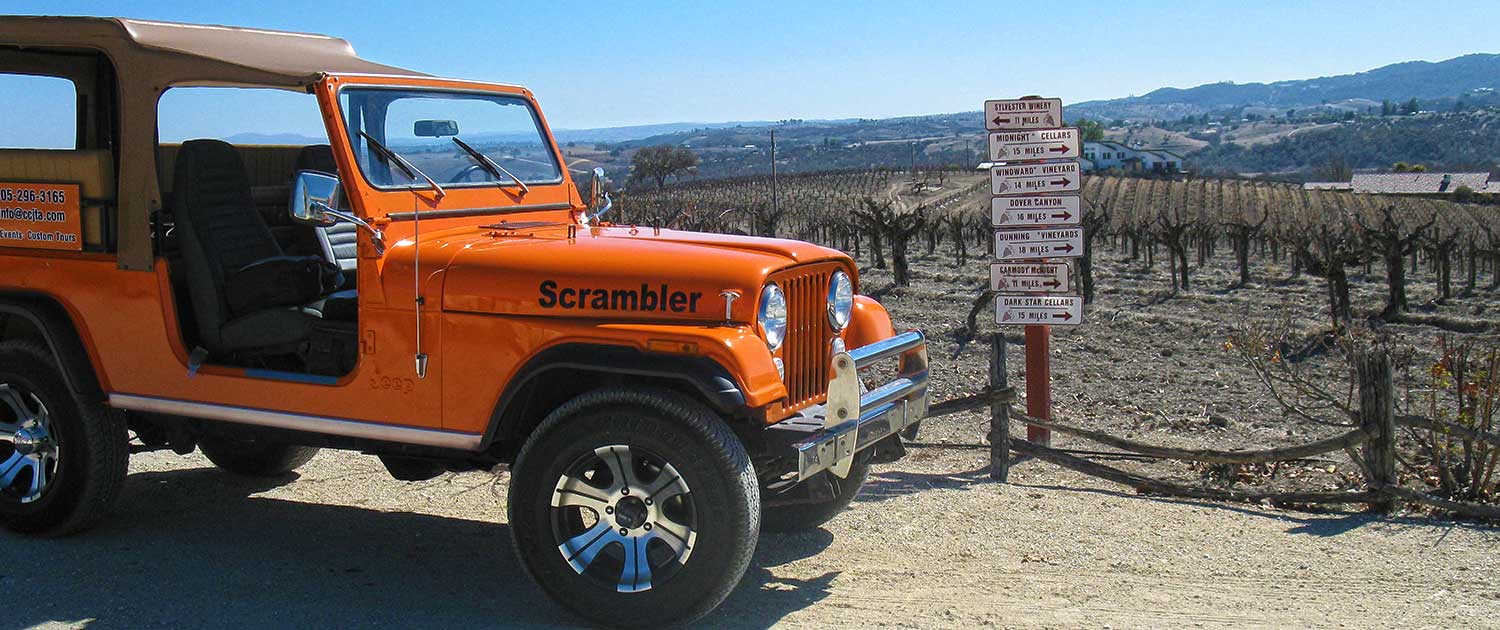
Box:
[857,465,993,504]
[859,458,1499,541]
[2,467,837,629]
[1007,479,1500,540]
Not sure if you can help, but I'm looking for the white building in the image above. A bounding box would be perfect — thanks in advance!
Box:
[1081,141,1184,174]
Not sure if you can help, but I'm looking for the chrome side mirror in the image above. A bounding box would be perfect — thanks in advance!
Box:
[290,170,341,227]
[587,167,613,222]
[289,170,387,256]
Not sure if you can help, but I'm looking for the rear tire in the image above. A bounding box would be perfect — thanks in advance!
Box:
[761,460,869,533]
[199,435,318,477]
[0,340,128,536]
[509,387,759,628]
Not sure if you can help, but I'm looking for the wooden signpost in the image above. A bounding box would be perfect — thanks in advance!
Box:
[990,262,1071,293]
[992,194,1081,227]
[987,128,1081,161]
[995,295,1084,324]
[990,161,1081,196]
[985,97,1063,131]
[985,95,1086,480]
[993,227,1084,261]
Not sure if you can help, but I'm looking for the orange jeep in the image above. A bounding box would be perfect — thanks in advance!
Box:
[0,17,928,626]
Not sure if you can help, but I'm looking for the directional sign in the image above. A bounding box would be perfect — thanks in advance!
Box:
[996,295,1084,326]
[994,227,1084,261]
[988,128,1080,161]
[985,98,1064,131]
[991,161,1081,196]
[991,262,1071,293]
[992,195,1081,228]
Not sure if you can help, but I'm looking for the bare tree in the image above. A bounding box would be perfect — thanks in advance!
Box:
[1224,181,1269,287]
[1303,192,1368,331]
[854,197,927,286]
[1356,203,1436,317]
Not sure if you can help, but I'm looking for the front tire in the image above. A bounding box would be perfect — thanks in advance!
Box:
[199,435,318,477]
[0,340,128,536]
[509,387,759,628]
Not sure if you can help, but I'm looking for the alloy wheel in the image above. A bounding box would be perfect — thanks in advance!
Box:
[0,383,60,504]
[550,444,697,593]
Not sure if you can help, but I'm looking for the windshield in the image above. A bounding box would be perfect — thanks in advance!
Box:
[338,88,562,189]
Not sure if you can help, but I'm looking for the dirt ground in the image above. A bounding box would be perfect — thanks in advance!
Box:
[6,243,1500,629]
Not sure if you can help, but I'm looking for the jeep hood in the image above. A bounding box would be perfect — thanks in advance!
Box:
[425,224,848,323]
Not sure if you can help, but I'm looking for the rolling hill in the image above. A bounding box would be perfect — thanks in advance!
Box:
[1067,53,1500,122]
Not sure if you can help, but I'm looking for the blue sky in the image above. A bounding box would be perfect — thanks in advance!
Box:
[4,0,1500,142]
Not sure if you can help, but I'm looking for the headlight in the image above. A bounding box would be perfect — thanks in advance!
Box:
[758,283,788,350]
[827,271,854,331]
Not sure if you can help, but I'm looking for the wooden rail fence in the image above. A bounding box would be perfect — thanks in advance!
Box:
[914,334,1500,520]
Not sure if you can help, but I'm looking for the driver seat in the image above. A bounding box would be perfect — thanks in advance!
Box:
[172,139,342,359]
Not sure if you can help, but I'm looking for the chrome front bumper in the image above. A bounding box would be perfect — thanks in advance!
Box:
[768,331,929,481]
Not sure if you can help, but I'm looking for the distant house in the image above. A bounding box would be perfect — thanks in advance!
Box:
[1081,141,1184,174]
[1303,172,1497,196]
[1302,181,1353,191]
[1349,172,1491,194]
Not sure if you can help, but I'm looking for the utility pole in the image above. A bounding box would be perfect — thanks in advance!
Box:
[770,129,779,231]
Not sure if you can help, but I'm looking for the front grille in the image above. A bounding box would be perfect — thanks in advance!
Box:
[775,264,834,409]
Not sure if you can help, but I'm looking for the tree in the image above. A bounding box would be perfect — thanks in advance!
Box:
[1224,181,1269,287]
[630,145,699,190]
[1074,118,1106,142]
[1317,154,1352,182]
[1403,98,1420,115]
[854,198,926,286]
[1355,203,1436,317]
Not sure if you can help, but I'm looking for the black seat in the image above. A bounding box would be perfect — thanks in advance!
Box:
[173,139,342,358]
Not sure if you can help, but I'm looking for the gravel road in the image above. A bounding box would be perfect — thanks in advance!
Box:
[6,444,1497,629]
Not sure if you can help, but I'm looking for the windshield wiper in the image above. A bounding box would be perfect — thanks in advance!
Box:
[358,131,445,199]
[452,137,530,195]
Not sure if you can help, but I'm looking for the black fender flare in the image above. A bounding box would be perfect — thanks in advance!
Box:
[0,291,105,402]
[482,342,746,450]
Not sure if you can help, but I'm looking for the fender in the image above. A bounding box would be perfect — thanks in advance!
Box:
[0,290,105,401]
[843,295,896,350]
[482,342,747,450]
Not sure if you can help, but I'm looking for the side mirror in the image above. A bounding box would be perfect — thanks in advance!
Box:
[289,170,388,257]
[290,170,341,227]
[587,167,613,222]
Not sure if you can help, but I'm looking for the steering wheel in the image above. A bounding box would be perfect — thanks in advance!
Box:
[448,164,488,183]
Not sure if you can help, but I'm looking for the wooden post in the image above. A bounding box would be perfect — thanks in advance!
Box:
[990,333,1010,481]
[1024,324,1052,446]
[1357,349,1396,512]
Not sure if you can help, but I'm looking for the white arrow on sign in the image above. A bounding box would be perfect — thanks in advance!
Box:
[985,98,1064,131]
[991,161,1081,196]
[992,195,1082,228]
[994,227,1084,261]
[995,295,1084,326]
[991,262,1071,293]
[988,128,1080,161]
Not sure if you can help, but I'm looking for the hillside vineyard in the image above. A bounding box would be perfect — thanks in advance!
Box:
[619,171,1500,327]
